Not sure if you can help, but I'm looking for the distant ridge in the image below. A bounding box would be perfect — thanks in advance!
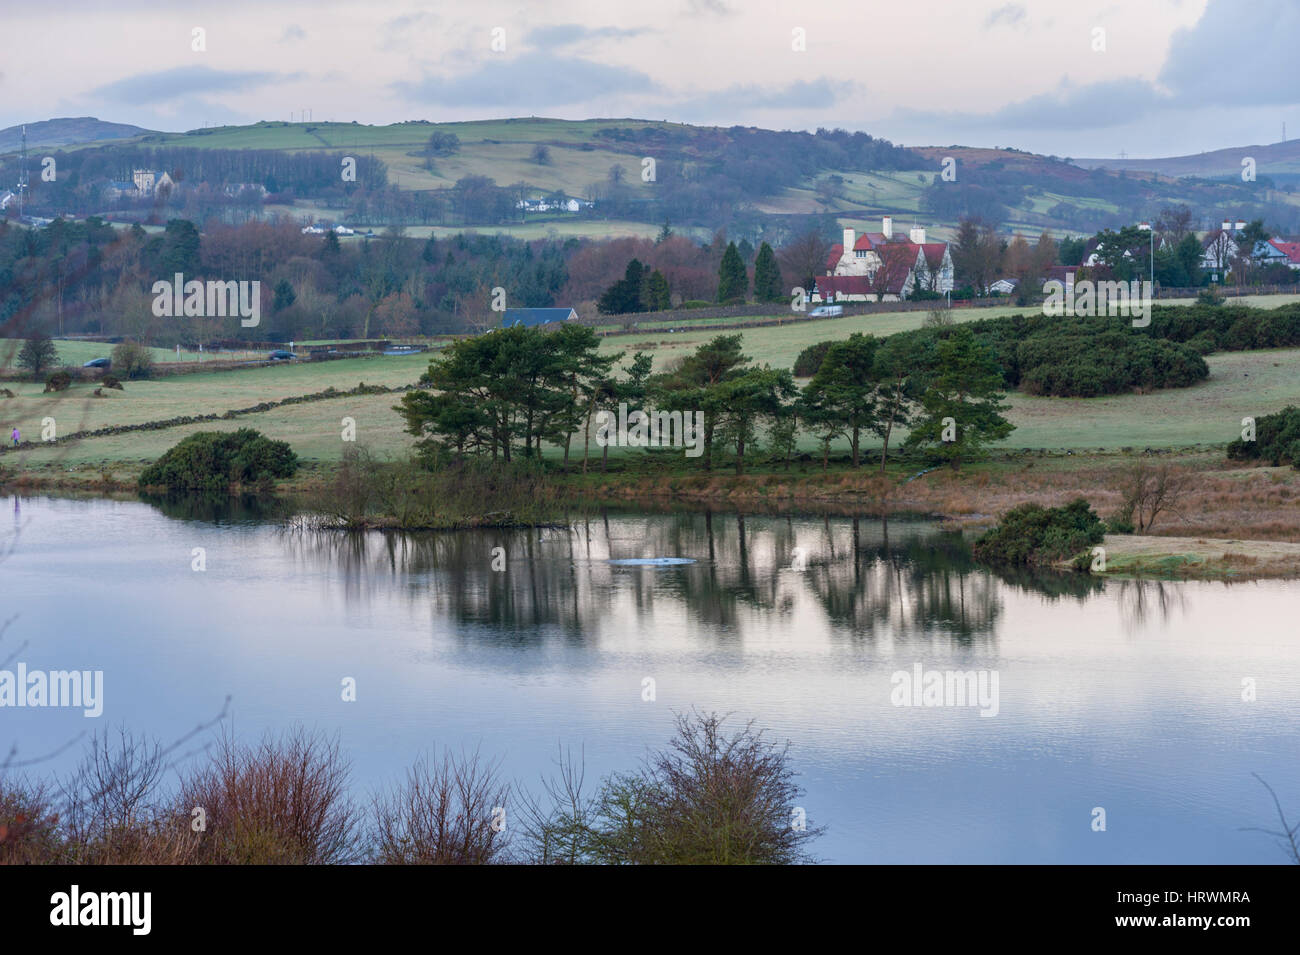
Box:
[1073,139,1300,178]
[0,117,157,153]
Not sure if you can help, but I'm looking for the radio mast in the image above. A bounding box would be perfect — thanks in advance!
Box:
[17,125,28,218]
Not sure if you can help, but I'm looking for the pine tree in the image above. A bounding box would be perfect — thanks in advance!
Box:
[717,242,748,303]
[903,327,1013,469]
[643,269,671,311]
[752,242,784,302]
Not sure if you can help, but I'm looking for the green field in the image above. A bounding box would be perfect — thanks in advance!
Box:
[0,339,270,367]
[5,296,1300,470]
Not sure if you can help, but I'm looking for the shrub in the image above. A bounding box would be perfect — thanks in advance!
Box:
[0,778,62,864]
[177,729,362,864]
[138,428,299,492]
[517,711,821,865]
[793,339,834,377]
[973,498,1105,566]
[111,341,155,379]
[1227,406,1300,468]
[678,300,713,310]
[1196,285,1227,306]
[101,375,124,390]
[43,371,72,393]
[371,750,510,864]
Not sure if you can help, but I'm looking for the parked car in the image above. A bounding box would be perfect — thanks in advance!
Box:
[268,350,295,361]
[810,305,843,317]
[83,357,111,369]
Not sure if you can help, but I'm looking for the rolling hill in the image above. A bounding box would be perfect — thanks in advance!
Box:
[0,117,157,153]
[8,115,1300,238]
[1073,138,1300,179]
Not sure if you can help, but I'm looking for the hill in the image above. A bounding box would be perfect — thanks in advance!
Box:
[1074,138,1300,179]
[7,116,1300,237]
[0,117,157,154]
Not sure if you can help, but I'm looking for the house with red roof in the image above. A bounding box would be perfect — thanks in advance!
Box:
[1266,238,1300,270]
[814,217,953,303]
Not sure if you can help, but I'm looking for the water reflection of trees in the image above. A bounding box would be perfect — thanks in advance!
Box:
[1115,578,1190,633]
[140,491,291,525]
[274,509,1104,648]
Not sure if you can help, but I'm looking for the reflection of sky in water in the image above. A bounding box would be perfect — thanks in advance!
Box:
[4,495,1298,863]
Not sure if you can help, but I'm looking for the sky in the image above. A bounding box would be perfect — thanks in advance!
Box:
[1,0,1297,158]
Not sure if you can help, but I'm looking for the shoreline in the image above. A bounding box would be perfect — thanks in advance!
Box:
[5,449,1299,580]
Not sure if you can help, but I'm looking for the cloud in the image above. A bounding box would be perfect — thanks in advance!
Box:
[684,0,732,15]
[392,53,657,108]
[280,25,306,42]
[890,0,1300,138]
[1157,0,1300,107]
[983,4,1027,29]
[528,24,647,48]
[676,78,855,118]
[92,66,296,103]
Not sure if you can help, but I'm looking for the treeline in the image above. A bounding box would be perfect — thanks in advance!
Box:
[1,145,386,218]
[596,239,784,313]
[397,323,1015,473]
[0,217,571,343]
[0,216,829,343]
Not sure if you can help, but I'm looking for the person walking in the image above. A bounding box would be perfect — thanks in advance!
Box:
[10,427,19,446]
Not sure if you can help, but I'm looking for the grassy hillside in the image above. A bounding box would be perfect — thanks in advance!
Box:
[35,116,1296,239]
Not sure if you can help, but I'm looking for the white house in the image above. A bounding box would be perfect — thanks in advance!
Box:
[132,169,174,196]
[816,217,953,302]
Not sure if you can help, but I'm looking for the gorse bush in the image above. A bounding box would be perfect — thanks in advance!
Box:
[111,341,154,379]
[972,498,1105,566]
[43,371,73,393]
[793,340,834,377]
[1227,406,1300,469]
[138,428,299,492]
[1016,332,1207,397]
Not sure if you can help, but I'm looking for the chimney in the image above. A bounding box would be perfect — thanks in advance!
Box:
[882,216,893,239]
[842,227,855,255]
[1222,220,1231,232]
[909,226,926,245]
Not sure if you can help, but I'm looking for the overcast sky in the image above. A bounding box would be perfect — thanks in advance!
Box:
[2,0,1296,158]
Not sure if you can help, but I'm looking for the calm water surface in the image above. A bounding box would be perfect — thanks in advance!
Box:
[3,494,1298,863]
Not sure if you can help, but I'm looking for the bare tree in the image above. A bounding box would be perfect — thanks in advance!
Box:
[1117,462,1194,532]
[1242,774,1300,864]
[1154,205,1194,247]
[778,230,832,297]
